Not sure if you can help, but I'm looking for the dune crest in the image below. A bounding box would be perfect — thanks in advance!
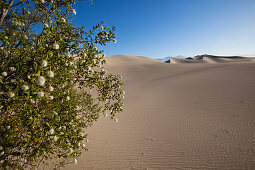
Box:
[169,55,255,64]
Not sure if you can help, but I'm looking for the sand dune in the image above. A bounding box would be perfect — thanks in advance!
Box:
[63,55,255,170]
[169,55,255,64]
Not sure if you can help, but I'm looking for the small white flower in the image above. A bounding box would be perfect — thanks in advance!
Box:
[114,118,118,123]
[101,26,104,31]
[7,91,15,98]
[85,139,89,143]
[9,67,15,71]
[53,136,58,142]
[113,39,117,43]
[69,148,73,154]
[0,47,3,50]
[41,0,45,3]
[49,128,54,135]
[66,96,70,101]
[61,18,66,22]
[74,159,77,164]
[61,82,67,88]
[10,79,16,83]
[93,59,96,64]
[21,84,29,91]
[24,35,28,40]
[82,144,86,147]
[66,51,71,58]
[0,151,4,156]
[53,43,59,49]
[47,71,54,78]
[30,99,35,103]
[27,11,31,15]
[6,126,11,130]
[0,146,3,150]
[77,142,81,147]
[38,91,44,97]
[53,111,58,115]
[72,9,77,15]
[4,36,8,40]
[48,86,54,92]
[41,60,47,67]
[38,76,46,86]
[1,72,7,77]
[49,96,54,100]
[44,23,49,28]
[27,75,31,79]
[26,57,31,61]
[102,69,107,74]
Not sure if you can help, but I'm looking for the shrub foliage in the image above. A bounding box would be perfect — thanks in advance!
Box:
[0,0,124,169]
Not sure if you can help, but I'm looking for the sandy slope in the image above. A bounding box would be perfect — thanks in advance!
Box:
[64,55,255,170]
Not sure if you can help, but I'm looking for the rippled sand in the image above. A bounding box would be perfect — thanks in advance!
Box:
[63,55,255,170]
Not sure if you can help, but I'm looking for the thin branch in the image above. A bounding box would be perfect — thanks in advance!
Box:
[15,10,40,48]
[10,1,24,8]
[0,0,15,25]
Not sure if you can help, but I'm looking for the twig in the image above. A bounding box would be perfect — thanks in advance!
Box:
[0,0,15,25]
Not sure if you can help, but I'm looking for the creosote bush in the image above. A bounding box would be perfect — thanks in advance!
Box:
[0,0,124,169]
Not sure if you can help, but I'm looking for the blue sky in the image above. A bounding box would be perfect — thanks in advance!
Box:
[73,0,255,59]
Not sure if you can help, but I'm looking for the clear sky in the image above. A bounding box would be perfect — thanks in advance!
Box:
[73,0,255,59]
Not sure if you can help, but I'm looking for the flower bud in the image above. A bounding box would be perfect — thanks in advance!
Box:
[9,67,15,71]
[49,96,54,100]
[41,60,47,67]
[1,72,7,77]
[38,91,44,97]
[49,128,54,135]
[7,91,15,98]
[72,9,77,15]
[21,84,29,91]
[114,118,118,123]
[38,76,46,86]
[47,71,54,78]
[49,86,54,92]
[53,43,59,50]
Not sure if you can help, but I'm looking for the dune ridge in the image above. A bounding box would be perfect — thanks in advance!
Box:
[63,55,255,170]
[168,55,255,64]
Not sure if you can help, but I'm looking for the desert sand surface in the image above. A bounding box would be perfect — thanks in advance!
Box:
[64,55,255,170]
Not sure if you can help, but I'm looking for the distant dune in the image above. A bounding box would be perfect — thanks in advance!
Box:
[168,54,255,64]
[65,55,255,170]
